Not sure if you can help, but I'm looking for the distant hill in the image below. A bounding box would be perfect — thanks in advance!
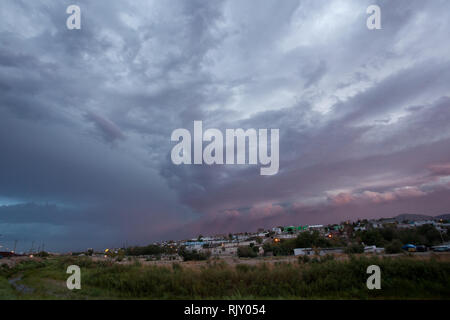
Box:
[391,213,450,222]
[435,214,450,220]
[393,214,434,222]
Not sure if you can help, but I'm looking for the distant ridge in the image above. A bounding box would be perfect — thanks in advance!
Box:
[391,213,450,222]
[435,214,450,220]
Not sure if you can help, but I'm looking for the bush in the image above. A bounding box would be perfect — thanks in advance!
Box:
[344,243,364,254]
[263,240,295,256]
[294,231,333,248]
[356,224,447,248]
[298,255,310,264]
[126,244,165,256]
[36,251,49,257]
[237,246,257,258]
[178,248,211,261]
[385,239,403,254]
[321,254,335,262]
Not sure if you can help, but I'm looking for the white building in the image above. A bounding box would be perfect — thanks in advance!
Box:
[294,248,313,256]
[272,227,282,234]
[364,245,384,253]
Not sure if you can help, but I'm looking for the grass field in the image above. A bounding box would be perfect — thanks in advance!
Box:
[1,254,449,299]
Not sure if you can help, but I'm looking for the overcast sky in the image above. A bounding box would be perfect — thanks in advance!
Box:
[1,0,450,252]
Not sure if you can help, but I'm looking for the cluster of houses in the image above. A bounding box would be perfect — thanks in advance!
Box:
[157,216,449,258]
[2,216,447,260]
[76,216,449,260]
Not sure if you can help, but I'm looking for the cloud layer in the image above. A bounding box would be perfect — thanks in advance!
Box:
[1,0,450,251]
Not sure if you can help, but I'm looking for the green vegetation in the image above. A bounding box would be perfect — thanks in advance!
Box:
[1,255,450,299]
[178,248,211,261]
[237,246,258,258]
[36,251,50,258]
[125,244,175,256]
[260,224,447,257]
[0,276,17,299]
[344,243,364,254]
[385,239,403,254]
[263,231,344,256]
[357,224,447,248]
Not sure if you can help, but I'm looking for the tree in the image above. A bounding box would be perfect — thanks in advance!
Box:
[294,231,332,248]
[416,224,444,246]
[359,229,384,247]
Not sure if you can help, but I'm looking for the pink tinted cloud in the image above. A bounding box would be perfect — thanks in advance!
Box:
[330,187,426,206]
[428,163,450,176]
[249,204,285,219]
[331,192,355,205]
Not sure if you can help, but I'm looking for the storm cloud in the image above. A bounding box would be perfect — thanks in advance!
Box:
[1,0,450,251]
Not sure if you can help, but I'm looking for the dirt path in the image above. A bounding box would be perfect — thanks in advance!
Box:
[8,274,34,294]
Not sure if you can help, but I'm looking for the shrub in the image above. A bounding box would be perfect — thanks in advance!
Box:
[294,231,333,248]
[321,254,335,262]
[298,255,310,264]
[36,251,49,257]
[344,243,364,254]
[263,240,296,256]
[126,244,164,256]
[178,248,211,261]
[237,246,257,258]
[385,239,403,254]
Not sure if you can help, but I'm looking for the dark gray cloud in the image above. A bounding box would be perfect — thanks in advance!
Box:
[1,0,450,251]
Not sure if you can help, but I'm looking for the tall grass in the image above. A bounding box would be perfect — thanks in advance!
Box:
[3,256,450,299]
[80,256,450,299]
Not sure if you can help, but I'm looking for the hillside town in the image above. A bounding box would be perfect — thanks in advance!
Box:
[63,214,450,261]
[1,214,449,262]
[1,214,450,301]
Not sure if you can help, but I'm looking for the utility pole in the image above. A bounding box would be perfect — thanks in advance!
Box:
[13,240,18,253]
[30,241,35,254]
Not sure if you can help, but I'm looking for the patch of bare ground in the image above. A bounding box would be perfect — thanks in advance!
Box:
[0,256,41,268]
